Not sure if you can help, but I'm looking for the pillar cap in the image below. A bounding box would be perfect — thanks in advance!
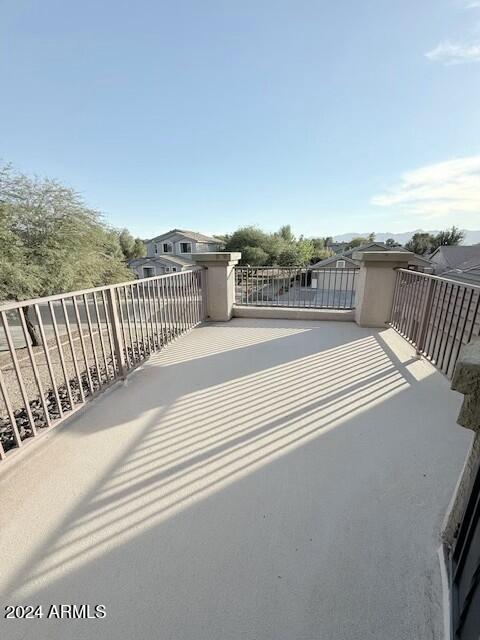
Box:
[353,250,413,264]
[194,252,241,265]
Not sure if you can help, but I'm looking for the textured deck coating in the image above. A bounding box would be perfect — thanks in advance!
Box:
[0,319,472,640]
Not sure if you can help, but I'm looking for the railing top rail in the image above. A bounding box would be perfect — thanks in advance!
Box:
[396,268,480,292]
[234,266,358,271]
[0,266,204,313]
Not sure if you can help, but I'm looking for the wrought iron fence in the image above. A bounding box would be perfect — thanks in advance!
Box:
[234,267,358,309]
[0,268,205,460]
[390,268,479,378]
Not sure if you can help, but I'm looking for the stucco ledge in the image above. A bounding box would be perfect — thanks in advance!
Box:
[194,252,241,266]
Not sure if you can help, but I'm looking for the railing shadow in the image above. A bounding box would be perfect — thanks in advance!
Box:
[0,318,466,640]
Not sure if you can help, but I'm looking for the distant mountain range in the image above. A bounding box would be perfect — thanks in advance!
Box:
[333,229,480,246]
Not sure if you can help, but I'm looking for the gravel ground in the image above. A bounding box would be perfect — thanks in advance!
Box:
[0,323,179,451]
[0,290,201,451]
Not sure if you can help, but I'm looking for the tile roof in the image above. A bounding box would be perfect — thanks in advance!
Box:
[443,267,480,286]
[430,245,480,269]
[443,255,480,286]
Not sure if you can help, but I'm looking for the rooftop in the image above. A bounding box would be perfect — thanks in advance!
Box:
[430,244,480,269]
[443,256,480,286]
[312,243,432,269]
[148,228,223,244]
[128,254,195,267]
[0,318,470,640]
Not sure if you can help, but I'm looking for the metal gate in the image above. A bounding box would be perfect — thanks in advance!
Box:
[451,464,480,639]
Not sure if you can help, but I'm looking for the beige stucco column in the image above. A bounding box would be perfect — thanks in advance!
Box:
[193,252,241,321]
[353,251,413,328]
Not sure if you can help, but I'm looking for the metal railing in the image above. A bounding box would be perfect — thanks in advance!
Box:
[234,267,358,310]
[390,268,479,378]
[0,268,205,460]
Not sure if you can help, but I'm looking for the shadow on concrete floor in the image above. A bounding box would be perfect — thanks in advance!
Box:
[0,319,471,640]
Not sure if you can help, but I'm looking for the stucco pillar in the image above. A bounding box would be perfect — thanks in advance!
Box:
[451,338,480,431]
[442,340,480,547]
[193,252,241,321]
[353,251,413,328]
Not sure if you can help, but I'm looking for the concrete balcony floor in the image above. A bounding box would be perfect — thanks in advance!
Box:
[0,318,472,640]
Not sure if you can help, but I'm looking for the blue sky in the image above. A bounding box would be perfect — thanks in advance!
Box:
[1,0,479,239]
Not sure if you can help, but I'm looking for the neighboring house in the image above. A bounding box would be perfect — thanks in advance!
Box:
[429,245,480,275]
[308,242,433,292]
[443,257,480,286]
[311,242,434,273]
[129,229,223,278]
[146,229,223,259]
[128,255,195,279]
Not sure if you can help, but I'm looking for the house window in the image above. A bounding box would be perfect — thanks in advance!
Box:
[154,244,158,254]
[163,242,173,253]
[172,267,177,272]
[165,267,170,272]
[336,260,346,268]
[143,266,154,278]
[180,242,192,254]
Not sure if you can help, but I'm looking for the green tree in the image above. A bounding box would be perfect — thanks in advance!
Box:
[276,225,295,243]
[276,240,314,267]
[277,248,299,266]
[385,238,399,248]
[226,225,318,266]
[0,201,38,301]
[310,237,334,263]
[133,237,147,258]
[118,229,146,259]
[241,246,269,266]
[225,226,284,265]
[263,234,287,264]
[296,237,314,265]
[224,226,269,252]
[0,163,134,344]
[346,236,370,249]
[432,226,465,249]
[404,232,435,255]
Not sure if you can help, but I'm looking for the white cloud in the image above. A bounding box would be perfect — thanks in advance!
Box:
[371,156,480,218]
[426,39,480,63]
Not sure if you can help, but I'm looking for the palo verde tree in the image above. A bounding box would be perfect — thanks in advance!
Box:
[0,163,135,345]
